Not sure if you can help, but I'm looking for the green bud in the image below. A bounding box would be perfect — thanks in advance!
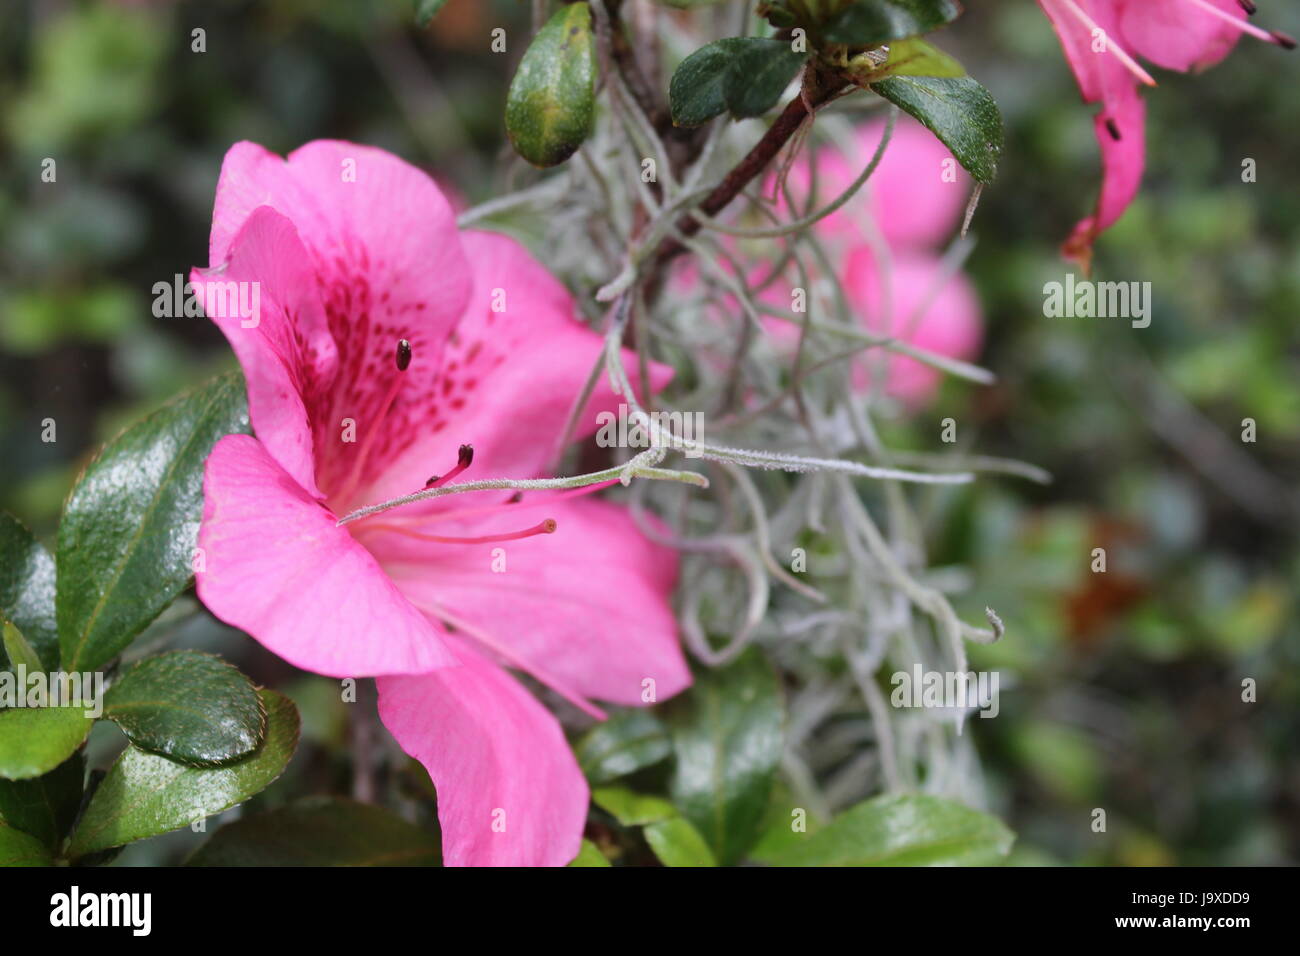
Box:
[505,3,596,169]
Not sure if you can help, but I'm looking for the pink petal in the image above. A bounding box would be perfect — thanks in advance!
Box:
[1038,0,1148,268]
[1062,82,1146,267]
[196,434,455,677]
[1038,0,1134,104]
[203,140,473,498]
[369,496,689,707]
[364,230,672,506]
[190,206,334,498]
[1118,0,1244,72]
[377,637,589,867]
[843,247,984,407]
[857,119,970,248]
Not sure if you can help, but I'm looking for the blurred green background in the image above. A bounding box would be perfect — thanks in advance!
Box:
[1,0,1296,865]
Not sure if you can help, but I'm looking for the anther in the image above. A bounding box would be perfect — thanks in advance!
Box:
[1105,117,1122,141]
[396,338,412,371]
[1237,0,1256,14]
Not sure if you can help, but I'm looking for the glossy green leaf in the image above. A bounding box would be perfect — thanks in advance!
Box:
[0,706,93,780]
[414,0,450,28]
[669,37,748,127]
[505,2,596,168]
[768,793,1015,866]
[824,0,962,46]
[567,838,611,867]
[644,816,718,867]
[722,38,808,119]
[187,797,439,866]
[104,651,265,766]
[67,689,298,857]
[576,708,671,784]
[0,820,53,866]
[0,514,59,672]
[671,36,808,126]
[0,752,84,849]
[667,650,784,865]
[56,372,249,672]
[871,75,1002,183]
[591,786,677,827]
[877,37,966,78]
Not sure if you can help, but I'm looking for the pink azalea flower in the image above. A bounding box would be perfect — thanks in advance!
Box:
[842,248,983,407]
[190,140,690,866]
[1037,0,1293,268]
[779,117,970,249]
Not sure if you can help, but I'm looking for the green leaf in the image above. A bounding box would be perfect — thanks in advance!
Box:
[2,621,43,676]
[0,513,59,672]
[722,38,808,119]
[0,819,53,866]
[590,786,718,867]
[669,37,748,127]
[666,650,784,865]
[747,779,824,862]
[56,372,249,672]
[505,2,596,168]
[871,75,1002,183]
[414,0,450,28]
[567,838,611,867]
[767,793,1015,866]
[644,816,718,867]
[591,786,677,827]
[187,797,439,866]
[671,37,807,127]
[66,689,298,857]
[824,0,962,47]
[0,752,84,849]
[876,37,966,78]
[0,706,93,781]
[576,708,671,784]
[104,651,265,766]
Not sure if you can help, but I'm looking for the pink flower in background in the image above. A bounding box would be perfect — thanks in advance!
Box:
[842,248,983,405]
[1037,0,1294,268]
[781,117,970,250]
[191,140,690,866]
[769,116,984,408]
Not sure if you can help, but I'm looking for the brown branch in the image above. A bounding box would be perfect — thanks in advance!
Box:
[654,69,848,268]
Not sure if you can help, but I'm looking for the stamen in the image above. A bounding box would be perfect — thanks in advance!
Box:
[426,444,474,488]
[356,479,616,532]
[1104,117,1122,141]
[1181,0,1281,44]
[331,339,414,507]
[360,517,558,546]
[1059,0,1158,86]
